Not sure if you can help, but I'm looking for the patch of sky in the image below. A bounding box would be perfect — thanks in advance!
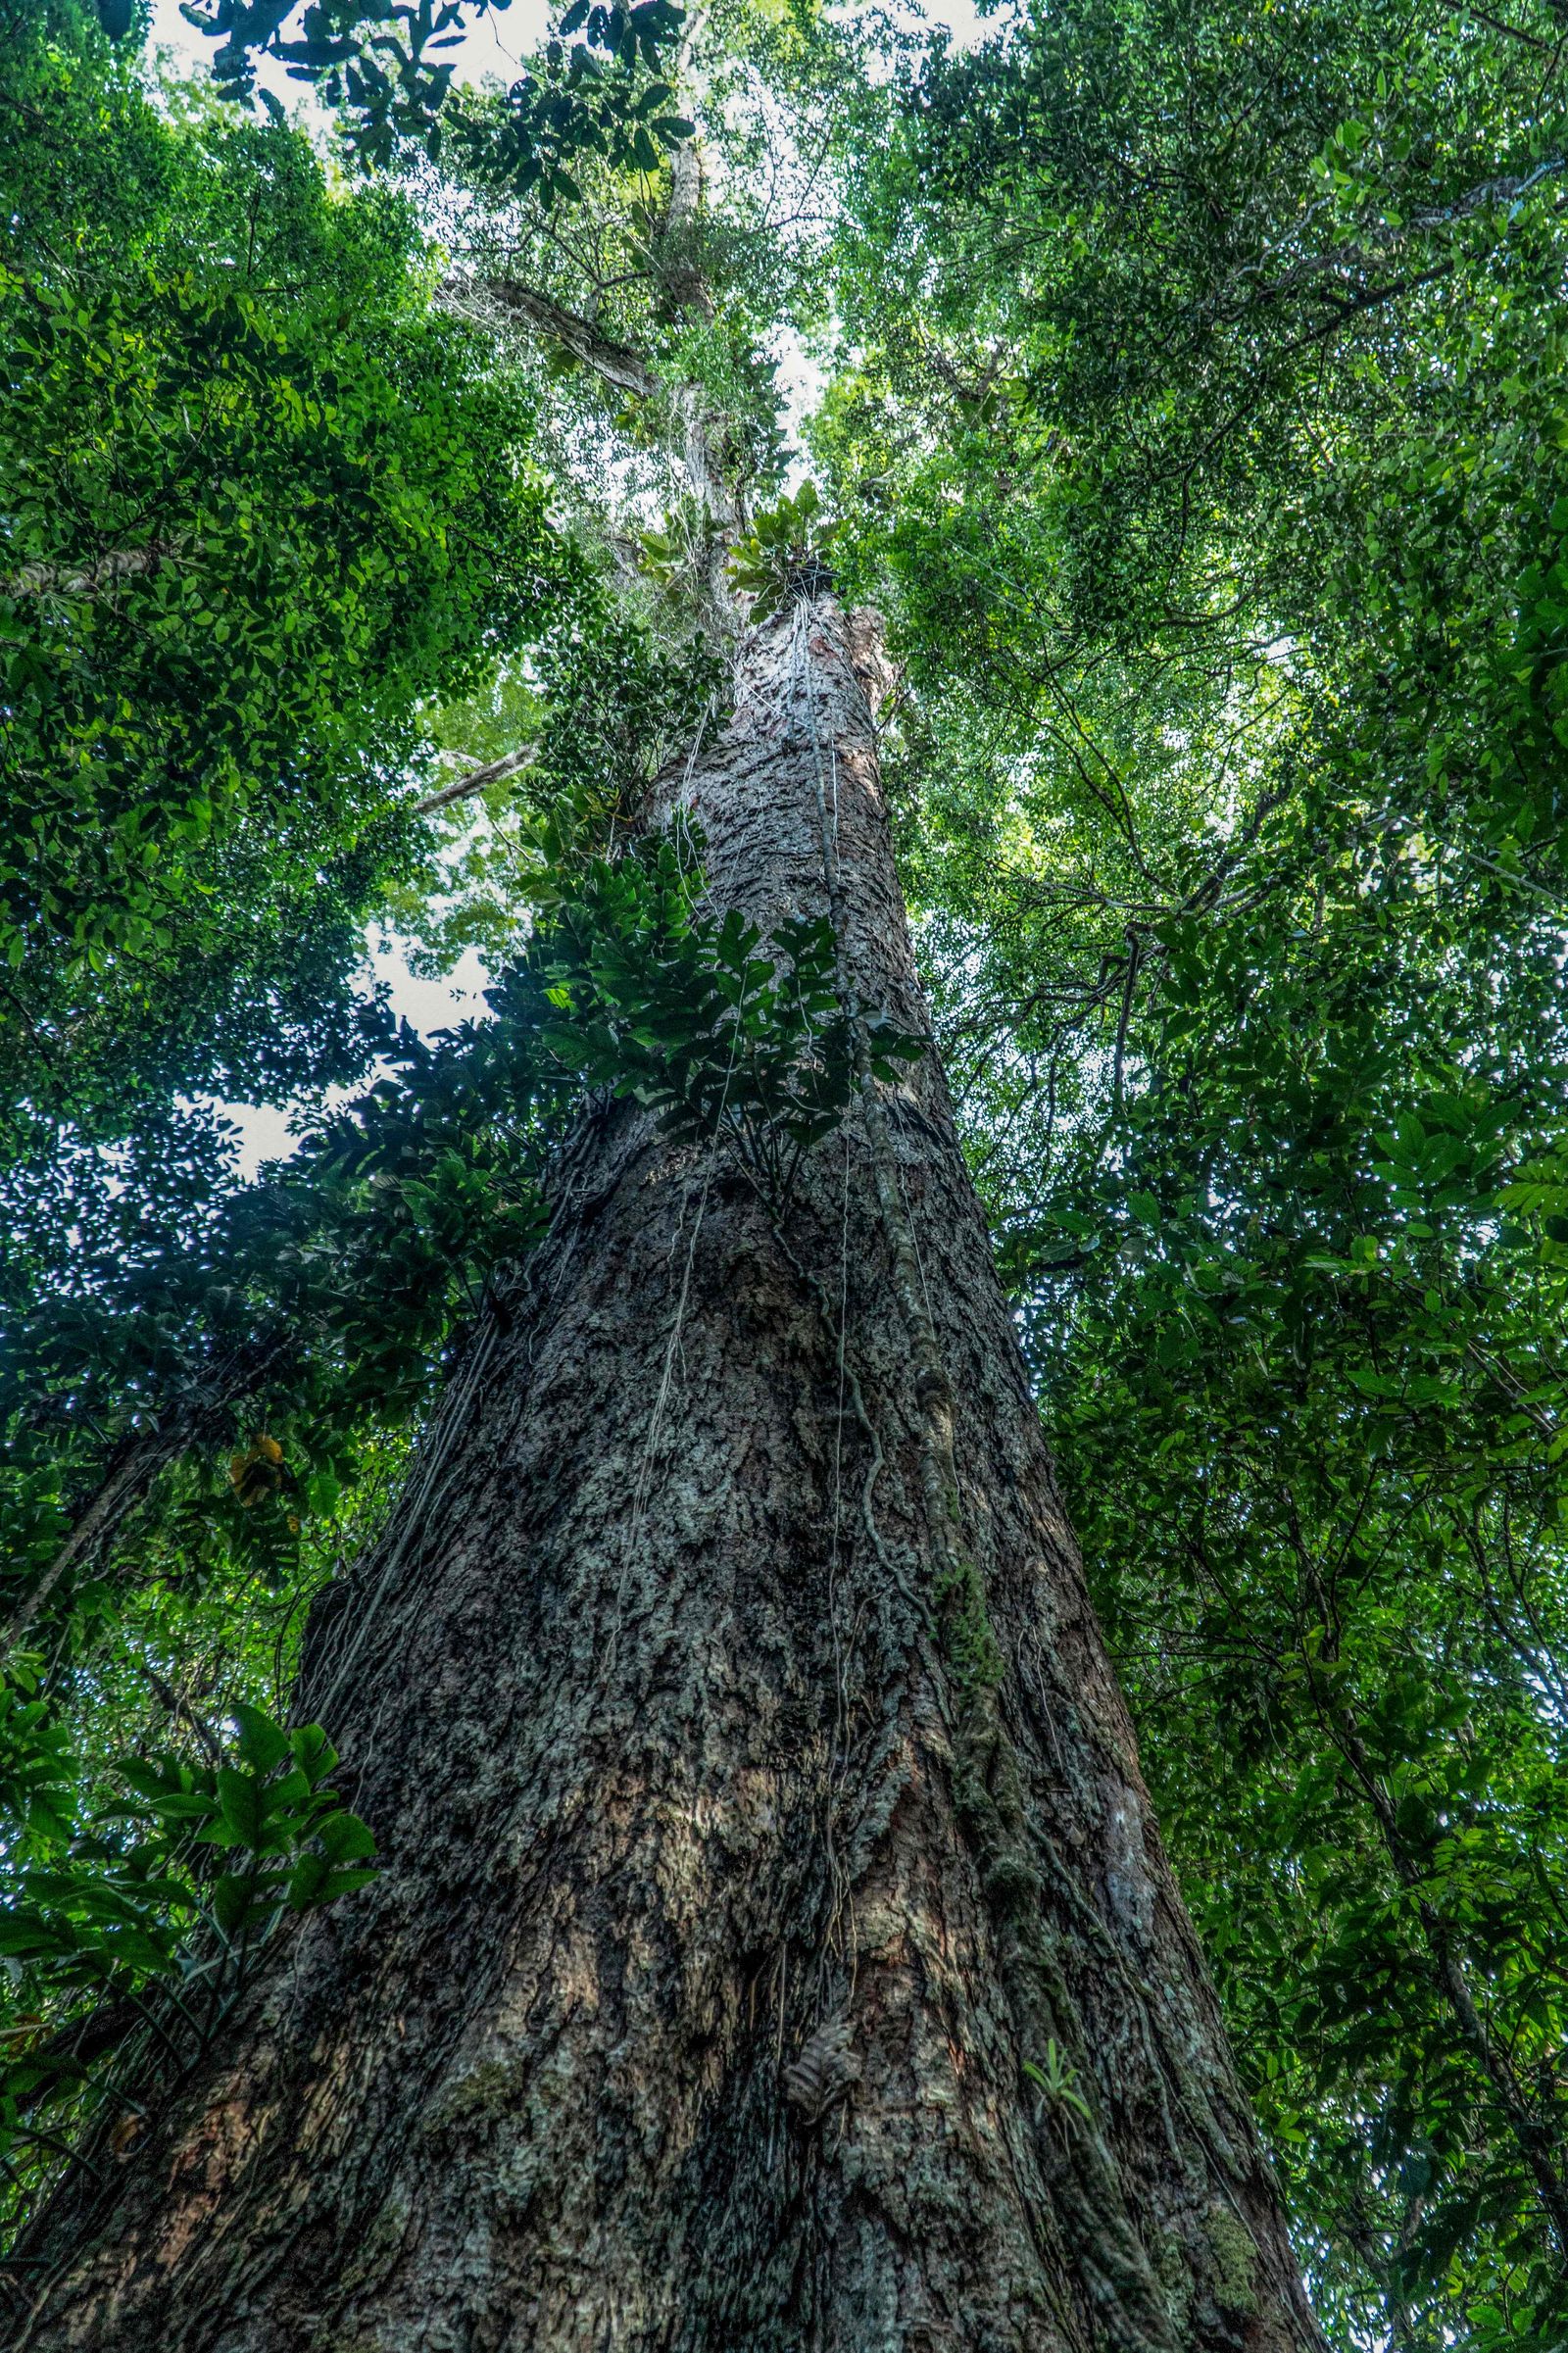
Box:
[192,938,492,1181]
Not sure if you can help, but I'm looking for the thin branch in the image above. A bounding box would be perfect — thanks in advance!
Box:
[138,1662,224,1770]
[1,542,186,599]
[1111,928,1142,1112]
[1434,0,1557,50]
[411,744,536,817]
[440,273,659,399]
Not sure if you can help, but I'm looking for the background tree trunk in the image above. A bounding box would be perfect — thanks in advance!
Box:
[18,604,1322,2353]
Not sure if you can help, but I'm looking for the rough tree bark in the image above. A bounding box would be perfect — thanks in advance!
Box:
[17,600,1324,2353]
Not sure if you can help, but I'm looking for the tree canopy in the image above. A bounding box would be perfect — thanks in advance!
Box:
[4,0,1568,2343]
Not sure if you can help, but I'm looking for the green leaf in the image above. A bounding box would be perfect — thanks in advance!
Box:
[230,1702,289,1775]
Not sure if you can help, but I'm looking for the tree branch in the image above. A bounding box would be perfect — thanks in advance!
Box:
[412,745,536,817]
[139,1661,224,1769]
[440,274,659,399]
[1434,0,1558,51]
[1,542,186,598]
[1245,157,1567,317]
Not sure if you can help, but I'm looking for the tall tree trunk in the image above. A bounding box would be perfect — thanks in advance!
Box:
[18,602,1322,2353]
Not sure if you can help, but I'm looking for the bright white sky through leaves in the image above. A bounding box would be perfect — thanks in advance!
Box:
[150,0,558,114]
[149,0,990,107]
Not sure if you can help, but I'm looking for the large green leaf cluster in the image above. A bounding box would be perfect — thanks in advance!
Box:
[0,1694,375,2216]
[0,0,573,1159]
[1033,825,1568,2344]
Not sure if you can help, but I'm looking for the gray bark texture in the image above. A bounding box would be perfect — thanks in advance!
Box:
[16,603,1324,2353]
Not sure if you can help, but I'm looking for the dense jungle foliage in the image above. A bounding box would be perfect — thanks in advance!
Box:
[3,0,1568,2345]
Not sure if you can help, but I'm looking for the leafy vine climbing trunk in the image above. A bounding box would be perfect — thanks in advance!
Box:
[20,603,1321,2353]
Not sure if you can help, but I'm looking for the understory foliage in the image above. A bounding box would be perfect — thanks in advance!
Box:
[4,0,1568,2342]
